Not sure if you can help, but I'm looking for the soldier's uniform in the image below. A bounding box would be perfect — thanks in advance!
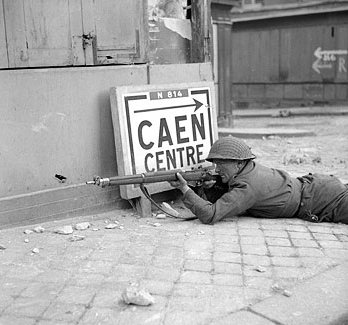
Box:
[180,137,348,225]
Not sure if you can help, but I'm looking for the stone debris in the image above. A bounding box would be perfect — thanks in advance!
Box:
[33,226,45,233]
[24,239,29,243]
[121,283,155,306]
[152,223,162,227]
[0,245,6,250]
[271,283,283,292]
[197,230,205,235]
[69,235,85,242]
[105,223,119,229]
[161,202,180,217]
[283,289,292,297]
[32,248,40,254]
[156,213,166,219]
[74,222,90,230]
[255,265,266,273]
[92,228,100,231]
[24,229,33,235]
[54,225,74,235]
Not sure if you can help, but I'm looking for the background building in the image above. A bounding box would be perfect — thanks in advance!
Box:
[212,0,348,117]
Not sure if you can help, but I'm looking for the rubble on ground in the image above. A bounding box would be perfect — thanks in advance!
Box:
[121,283,155,306]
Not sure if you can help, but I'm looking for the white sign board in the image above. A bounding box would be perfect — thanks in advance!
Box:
[110,82,218,199]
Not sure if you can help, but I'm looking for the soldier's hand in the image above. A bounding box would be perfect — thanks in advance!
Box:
[202,180,216,189]
[169,173,190,194]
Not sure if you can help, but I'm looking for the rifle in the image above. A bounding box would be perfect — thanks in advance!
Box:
[86,168,219,220]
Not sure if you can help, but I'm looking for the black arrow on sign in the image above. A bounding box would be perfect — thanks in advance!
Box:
[134,98,204,113]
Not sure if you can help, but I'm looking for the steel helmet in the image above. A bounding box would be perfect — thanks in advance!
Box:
[206,136,256,162]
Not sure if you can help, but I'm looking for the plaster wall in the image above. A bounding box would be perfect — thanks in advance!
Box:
[0,63,213,226]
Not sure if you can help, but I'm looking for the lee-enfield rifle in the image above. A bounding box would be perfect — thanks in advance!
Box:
[86,167,219,219]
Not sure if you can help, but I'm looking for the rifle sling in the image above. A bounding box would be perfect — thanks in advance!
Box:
[140,184,197,221]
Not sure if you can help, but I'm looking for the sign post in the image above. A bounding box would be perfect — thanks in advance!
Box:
[110,82,218,215]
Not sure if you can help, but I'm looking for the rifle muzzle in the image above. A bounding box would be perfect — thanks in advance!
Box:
[86,176,110,188]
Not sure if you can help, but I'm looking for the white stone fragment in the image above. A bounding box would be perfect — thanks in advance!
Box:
[255,265,266,273]
[156,213,166,219]
[105,223,119,229]
[152,223,162,227]
[283,289,292,297]
[74,222,90,230]
[32,248,40,254]
[54,225,74,235]
[121,283,155,306]
[33,226,45,233]
[69,235,85,242]
[24,229,33,235]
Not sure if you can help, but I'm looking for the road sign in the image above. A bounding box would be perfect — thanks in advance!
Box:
[110,82,218,199]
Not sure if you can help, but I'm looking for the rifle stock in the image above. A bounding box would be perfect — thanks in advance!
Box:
[86,168,218,188]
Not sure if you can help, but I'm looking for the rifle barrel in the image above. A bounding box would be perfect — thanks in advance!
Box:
[87,169,218,187]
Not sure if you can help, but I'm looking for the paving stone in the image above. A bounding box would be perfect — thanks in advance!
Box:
[215,242,241,253]
[210,295,246,315]
[261,223,286,230]
[172,283,213,297]
[146,266,181,282]
[312,233,338,241]
[184,249,211,260]
[266,237,292,246]
[19,281,63,299]
[318,240,345,249]
[214,235,239,243]
[243,254,271,266]
[285,225,308,232]
[184,259,212,272]
[263,230,289,238]
[93,288,124,308]
[297,247,325,257]
[244,267,272,278]
[179,271,211,284]
[323,248,348,260]
[209,310,275,325]
[240,236,265,245]
[268,246,298,257]
[214,261,242,274]
[239,229,264,237]
[241,244,268,256]
[168,296,210,312]
[0,315,36,325]
[152,256,184,269]
[307,225,335,233]
[69,272,105,287]
[41,302,86,323]
[213,252,242,263]
[163,311,210,325]
[56,285,96,305]
[3,296,52,318]
[213,274,243,286]
[288,231,313,239]
[139,280,174,296]
[271,256,302,267]
[244,277,273,290]
[273,266,304,279]
[251,262,348,325]
[291,239,319,248]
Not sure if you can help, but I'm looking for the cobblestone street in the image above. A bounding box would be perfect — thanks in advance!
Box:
[0,210,348,325]
[0,112,348,325]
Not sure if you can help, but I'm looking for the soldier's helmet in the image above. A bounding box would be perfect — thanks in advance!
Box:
[206,136,256,162]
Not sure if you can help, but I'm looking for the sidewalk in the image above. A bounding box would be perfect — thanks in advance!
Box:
[232,106,348,119]
[1,207,347,325]
[219,106,348,139]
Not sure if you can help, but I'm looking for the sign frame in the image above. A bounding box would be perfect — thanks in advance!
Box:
[110,81,218,200]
